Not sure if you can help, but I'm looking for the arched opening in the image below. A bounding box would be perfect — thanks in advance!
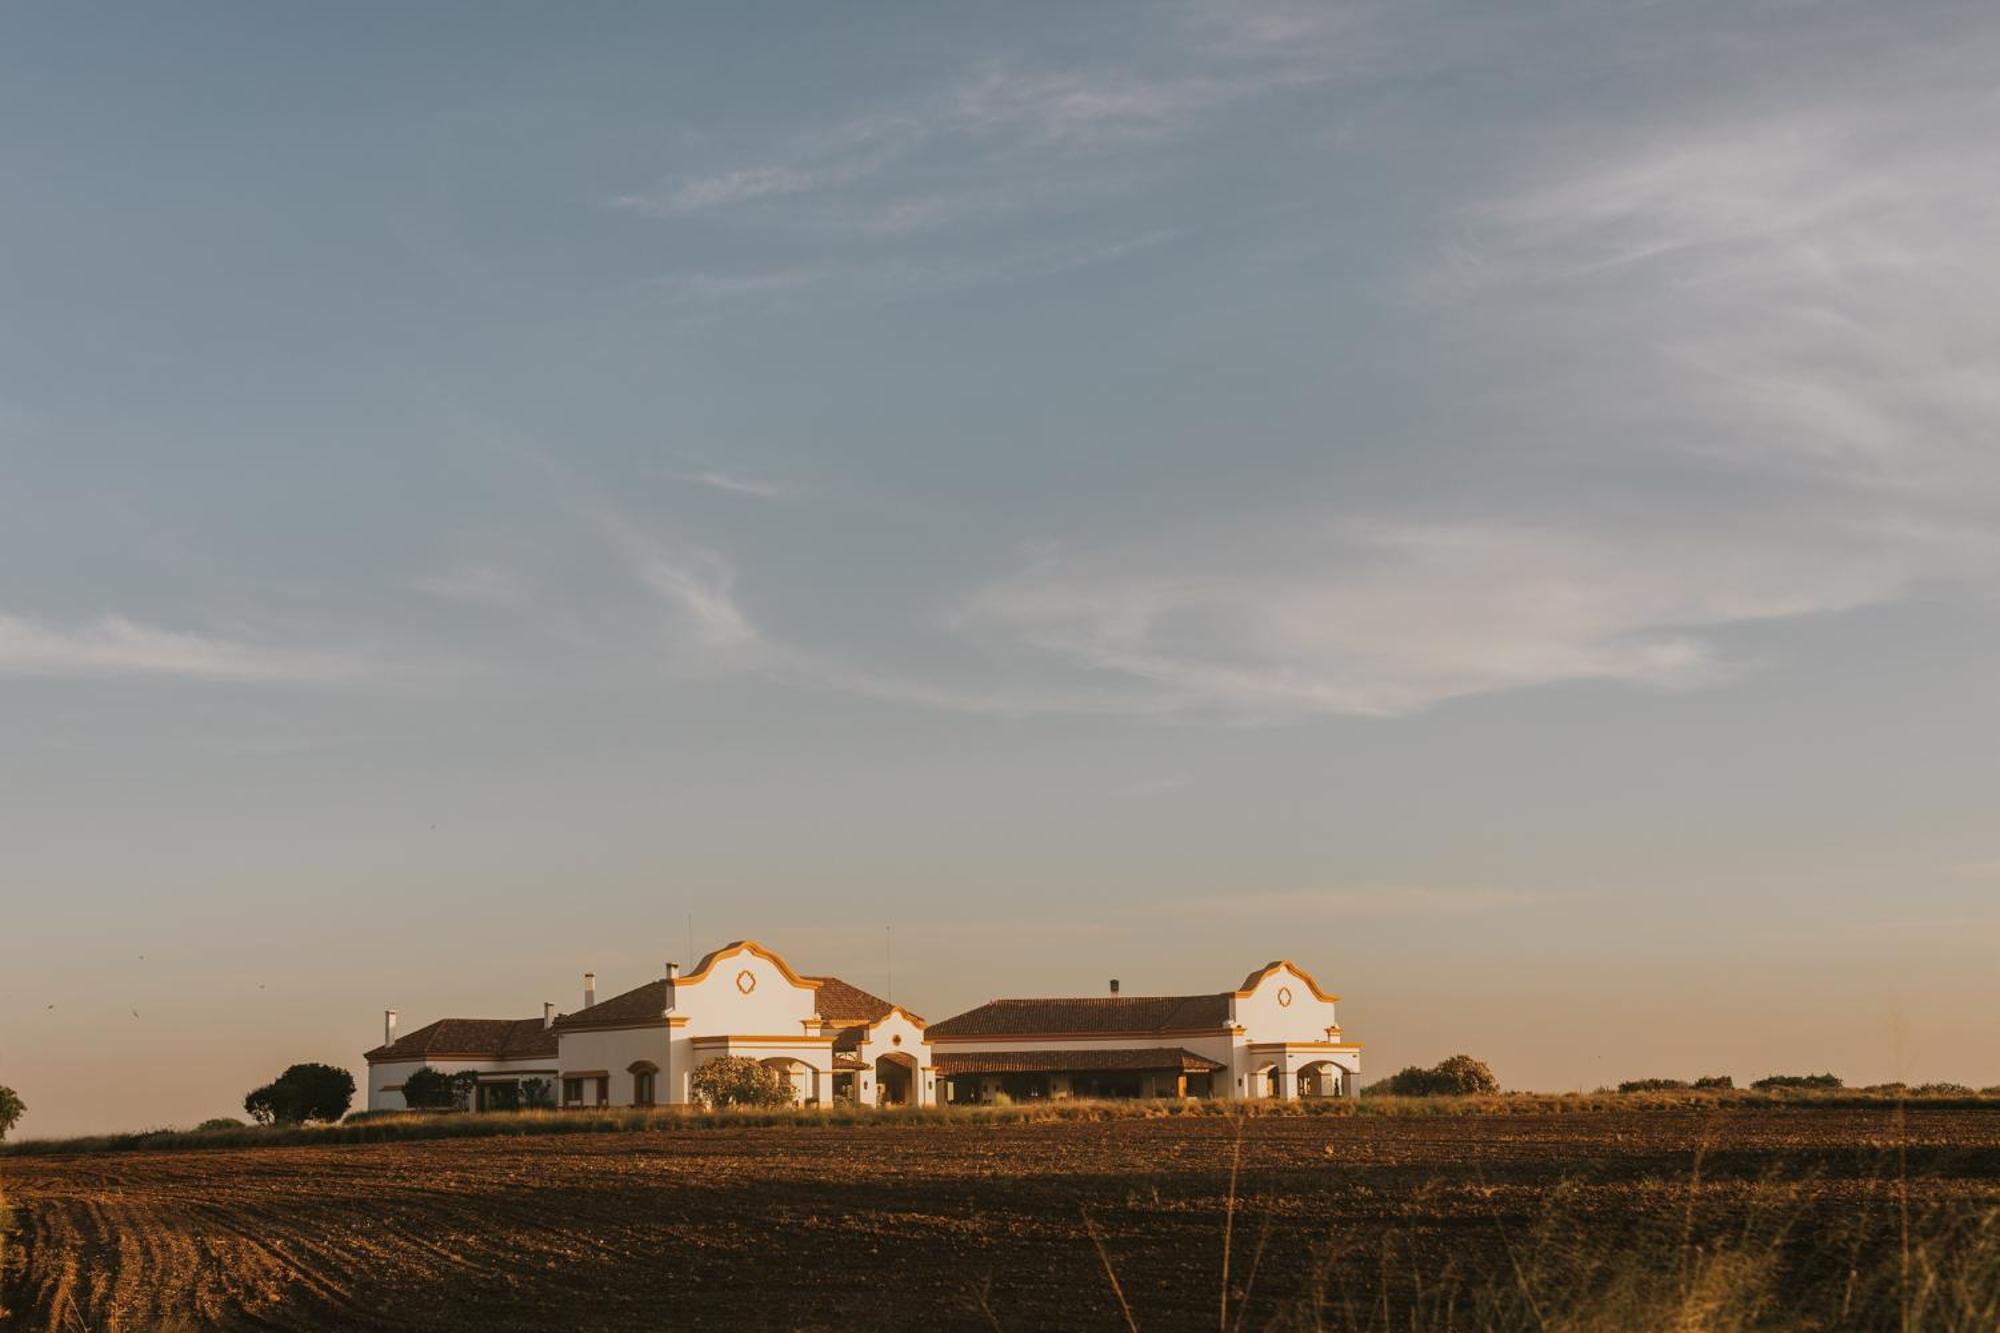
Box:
[627,1060,659,1106]
[1250,1060,1280,1099]
[875,1052,917,1107]
[1296,1060,1345,1098]
[759,1057,813,1104]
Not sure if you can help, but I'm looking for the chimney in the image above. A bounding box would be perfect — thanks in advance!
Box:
[584,972,596,1008]
[543,1002,555,1030]
[1109,979,1120,995]
[384,1009,398,1046]
[664,961,679,1015]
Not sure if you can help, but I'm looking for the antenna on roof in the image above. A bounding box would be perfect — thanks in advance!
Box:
[885,925,893,1005]
[686,911,693,968]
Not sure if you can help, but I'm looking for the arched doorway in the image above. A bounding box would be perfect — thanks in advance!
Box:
[875,1052,916,1107]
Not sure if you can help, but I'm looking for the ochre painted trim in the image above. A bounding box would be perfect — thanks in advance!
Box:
[627,1060,660,1075]
[365,1051,558,1065]
[678,940,824,992]
[549,1013,689,1035]
[560,1069,611,1079]
[689,1034,837,1047]
[1246,1040,1363,1052]
[1234,960,1339,1004]
[925,1027,1232,1045]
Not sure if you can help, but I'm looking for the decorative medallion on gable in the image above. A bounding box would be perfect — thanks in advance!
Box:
[1277,986,1294,1008]
[735,969,758,995]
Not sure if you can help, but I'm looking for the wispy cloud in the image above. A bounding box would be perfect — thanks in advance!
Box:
[649,229,1181,307]
[610,8,1349,236]
[942,507,1987,718]
[676,471,784,501]
[612,158,886,218]
[572,499,763,659]
[0,613,376,685]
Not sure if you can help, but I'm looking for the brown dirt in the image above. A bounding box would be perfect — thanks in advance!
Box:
[4,1108,1997,1330]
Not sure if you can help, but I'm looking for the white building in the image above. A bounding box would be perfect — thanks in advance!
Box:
[364,941,1359,1112]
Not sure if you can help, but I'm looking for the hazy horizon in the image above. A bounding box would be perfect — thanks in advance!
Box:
[5,1,1999,1138]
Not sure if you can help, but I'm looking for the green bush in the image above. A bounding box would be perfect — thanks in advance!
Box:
[244,1063,355,1124]
[690,1056,796,1108]
[195,1117,246,1132]
[400,1066,454,1109]
[1752,1072,1842,1091]
[1617,1078,1689,1093]
[1693,1075,1734,1090]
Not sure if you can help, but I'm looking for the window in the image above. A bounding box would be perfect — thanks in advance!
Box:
[562,1077,583,1106]
[594,1076,609,1105]
[634,1071,655,1105]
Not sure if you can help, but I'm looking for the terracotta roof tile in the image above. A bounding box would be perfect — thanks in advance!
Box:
[552,980,669,1031]
[927,994,1230,1039]
[934,1047,1224,1075]
[804,976,903,1024]
[364,1017,557,1064]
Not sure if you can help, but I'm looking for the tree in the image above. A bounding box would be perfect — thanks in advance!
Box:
[690,1056,795,1108]
[1429,1054,1500,1095]
[1368,1055,1501,1097]
[243,1063,355,1124]
[448,1071,480,1112]
[1751,1072,1842,1091]
[400,1065,454,1109]
[520,1077,553,1109]
[0,1084,24,1140]
[244,1081,299,1125]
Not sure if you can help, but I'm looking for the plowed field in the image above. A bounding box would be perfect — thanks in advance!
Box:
[5,1109,1998,1330]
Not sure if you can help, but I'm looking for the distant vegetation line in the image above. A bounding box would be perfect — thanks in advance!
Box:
[6,1088,1998,1157]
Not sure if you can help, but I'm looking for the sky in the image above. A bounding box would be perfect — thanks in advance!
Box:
[3,1,1997,1137]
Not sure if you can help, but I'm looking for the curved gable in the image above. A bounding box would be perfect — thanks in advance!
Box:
[1234,960,1339,1004]
[680,940,823,992]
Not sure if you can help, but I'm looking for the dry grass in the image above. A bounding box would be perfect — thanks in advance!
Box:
[1284,1171,2000,1330]
[6,1089,1993,1159]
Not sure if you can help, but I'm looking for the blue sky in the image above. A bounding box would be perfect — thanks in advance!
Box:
[4,1,1998,1134]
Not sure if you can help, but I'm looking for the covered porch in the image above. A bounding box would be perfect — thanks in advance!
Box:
[1243,1041,1363,1100]
[689,1034,836,1105]
[935,1047,1224,1104]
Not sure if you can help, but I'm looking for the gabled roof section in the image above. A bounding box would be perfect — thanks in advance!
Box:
[927,993,1231,1039]
[364,1017,557,1064]
[1234,960,1339,1003]
[805,976,911,1025]
[552,979,669,1031]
